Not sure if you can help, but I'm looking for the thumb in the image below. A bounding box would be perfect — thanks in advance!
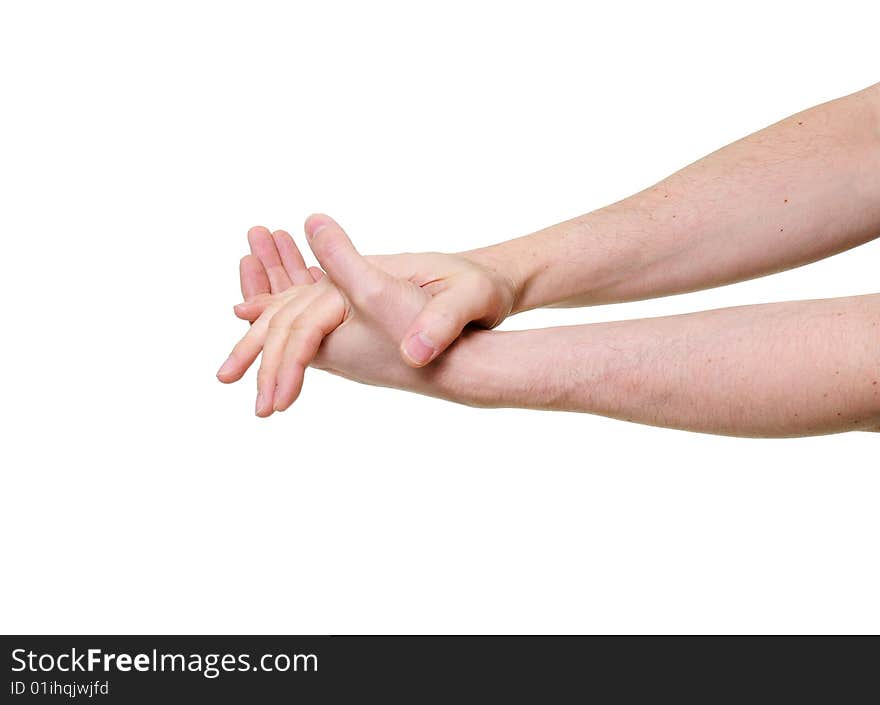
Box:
[304,214,385,302]
[400,288,488,367]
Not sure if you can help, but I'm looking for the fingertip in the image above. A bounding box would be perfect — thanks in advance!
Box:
[269,382,285,413]
[271,229,296,252]
[233,303,251,321]
[217,355,236,381]
[399,351,425,368]
[240,253,271,300]
[399,342,426,368]
[271,229,293,251]
[304,213,334,240]
[217,368,246,384]
[255,388,274,417]
[216,369,239,384]
[233,293,272,321]
[401,331,437,367]
[247,225,271,245]
[239,253,263,280]
[274,364,307,411]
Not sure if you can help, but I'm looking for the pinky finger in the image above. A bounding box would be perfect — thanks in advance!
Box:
[240,254,271,301]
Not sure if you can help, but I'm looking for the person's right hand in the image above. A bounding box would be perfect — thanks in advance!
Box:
[364,248,516,367]
[233,218,518,368]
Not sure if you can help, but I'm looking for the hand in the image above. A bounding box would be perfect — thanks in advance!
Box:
[218,215,461,416]
[233,217,518,368]
[362,248,516,367]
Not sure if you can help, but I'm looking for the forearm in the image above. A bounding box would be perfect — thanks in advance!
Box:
[434,294,880,437]
[465,83,880,311]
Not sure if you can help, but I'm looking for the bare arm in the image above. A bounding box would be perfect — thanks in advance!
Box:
[436,294,880,437]
[230,86,880,370]
[224,220,880,437]
[466,83,880,311]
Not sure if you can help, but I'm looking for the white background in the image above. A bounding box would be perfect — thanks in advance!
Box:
[1,1,877,634]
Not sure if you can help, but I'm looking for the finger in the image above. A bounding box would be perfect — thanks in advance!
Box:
[309,266,324,282]
[400,285,493,367]
[234,278,316,321]
[216,288,317,384]
[254,305,300,417]
[240,255,271,300]
[256,287,341,416]
[272,229,313,286]
[303,214,387,303]
[216,302,284,384]
[273,291,346,412]
[233,293,275,322]
[248,225,293,293]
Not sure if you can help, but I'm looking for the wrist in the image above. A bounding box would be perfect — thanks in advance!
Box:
[430,327,566,410]
[460,217,603,313]
[459,243,529,317]
[428,329,507,407]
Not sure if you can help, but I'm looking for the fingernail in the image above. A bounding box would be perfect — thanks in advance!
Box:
[305,216,329,240]
[404,332,436,366]
[306,223,327,240]
[255,392,264,415]
[217,356,235,378]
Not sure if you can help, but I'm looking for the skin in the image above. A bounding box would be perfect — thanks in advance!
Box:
[468,82,880,312]
[218,219,437,415]
[218,83,880,436]
[235,236,516,368]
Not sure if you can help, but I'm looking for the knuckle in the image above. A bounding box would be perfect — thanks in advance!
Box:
[267,264,288,279]
[356,279,386,306]
[314,234,344,260]
[256,305,279,327]
[290,323,323,346]
[429,306,458,331]
[268,315,290,332]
